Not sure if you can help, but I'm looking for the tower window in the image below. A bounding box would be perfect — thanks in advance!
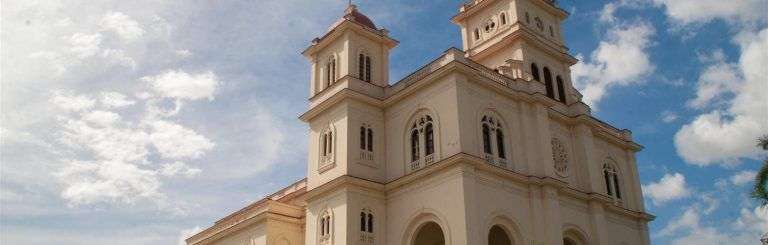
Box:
[500,12,507,25]
[484,19,497,33]
[543,67,554,99]
[359,53,372,82]
[530,63,540,81]
[535,17,543,31]
[360,209,374,241]
[556,76,566,103]
[525,12,530,24]
[326,56,337,88]
[481,115,508,168]
[320,128,334,167]
[409,114,436,171]
[549,26,554,37]
[603,161,622,202]
[474,28,480,40]
[360,124,374,161]
[319,212,332,240]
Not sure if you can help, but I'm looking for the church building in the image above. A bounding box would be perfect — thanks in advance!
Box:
[186,0,654,244]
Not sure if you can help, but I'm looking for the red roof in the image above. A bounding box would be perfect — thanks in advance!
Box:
[329,4,377,31]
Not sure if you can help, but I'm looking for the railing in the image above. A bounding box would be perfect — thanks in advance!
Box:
[320,154,334,166]
[359,233,374,243]
[497,158,508,168]
[483,153,494,163]
[360,151,374,161]
[320,234,330,244]
[425,154,435,165]
[410,160,421,171]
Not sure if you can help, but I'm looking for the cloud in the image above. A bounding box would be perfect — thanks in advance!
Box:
[100,92,136,108]
[661,110,679,123]
[57,160,161,206]
[674,29,768,166]
[142,70,221,101]
[660,204,768,244]
[730,170,757,186]
[642,173,691,206]
[50,91,96,112]
[158,162,201,178]
[100,12,145,41]
[149,120,214,160]
[177,226,203,245]
[651,0,767,26]
[571,21,655,108]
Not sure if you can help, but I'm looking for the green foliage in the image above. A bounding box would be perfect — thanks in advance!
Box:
[753,135,768,207]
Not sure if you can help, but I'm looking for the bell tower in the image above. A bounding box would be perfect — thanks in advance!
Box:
[452,0,579,104]
[303,4,398,97]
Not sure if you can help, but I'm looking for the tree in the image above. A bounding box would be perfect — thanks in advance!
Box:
[753,135,768,207]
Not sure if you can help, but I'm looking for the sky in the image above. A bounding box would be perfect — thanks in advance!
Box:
[1,0,766,244]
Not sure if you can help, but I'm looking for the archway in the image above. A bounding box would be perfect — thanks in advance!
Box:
[488,225,512,245]
[413,222,445,245]
[563,237,578,245]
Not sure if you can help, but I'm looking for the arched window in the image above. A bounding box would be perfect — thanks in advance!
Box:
[425,123,434,156]
[360,124,374,161]
[483,124,492,154]
[543,67,554,99]
[500,12,507,25]
[603,161,622,201]
[556,76,566,103]
[367,128,373,151]
[525,12,531,24]
[474,28,481,40]
[326,56,336,88]
[319,212,332,241]
[367,213,373,232]
[360,212,366,231]
[481,115,508,168]
[530,63,540,81]
[409,114,436,171]
[549,25,554,37]
[360,126,366,150]
[360,209,374,241]
[320,128,334,167]
[358,53,372,82]
[410,129,420,162]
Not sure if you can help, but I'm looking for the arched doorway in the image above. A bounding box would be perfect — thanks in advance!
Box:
[413,222,445,245]
[488,225,512,245]
[563,237,577,245]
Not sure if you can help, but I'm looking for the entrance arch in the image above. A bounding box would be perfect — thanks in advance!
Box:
[413,222,445,245]
[488,225,512,245]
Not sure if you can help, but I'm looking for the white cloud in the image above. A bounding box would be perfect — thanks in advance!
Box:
[149,120,214,160]
[142,70,221,101]
[100,92,136,108]
[660,204,768,245]
[158,162,201,178]
[730,170,757,186]
[175,49,193,58]
[51,91,96,112]
[57,160,161,206]
[100,12,145,41]
[177,226,203,245]
[642,173,691,206]
[68,33,103,58]
[661,110,679,123]
[674,29,768,166]
[571,21,655,108]
[651,0,767,26]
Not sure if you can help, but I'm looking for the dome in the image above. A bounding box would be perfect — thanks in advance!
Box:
[328,4,377,32]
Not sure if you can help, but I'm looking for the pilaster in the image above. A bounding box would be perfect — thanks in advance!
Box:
[574,124,601,193]
[587,200,609,245]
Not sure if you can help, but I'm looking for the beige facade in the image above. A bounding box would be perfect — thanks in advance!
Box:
[187,1,654,245]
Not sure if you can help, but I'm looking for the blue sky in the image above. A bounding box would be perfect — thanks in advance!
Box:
[1,0,766,244]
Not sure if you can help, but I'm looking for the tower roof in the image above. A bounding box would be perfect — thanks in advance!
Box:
[328,4,377,31]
